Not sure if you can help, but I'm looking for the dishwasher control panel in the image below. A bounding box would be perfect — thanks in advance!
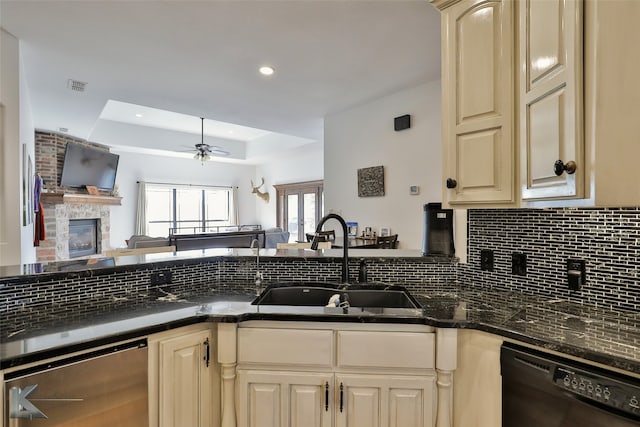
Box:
[554,365,640,417]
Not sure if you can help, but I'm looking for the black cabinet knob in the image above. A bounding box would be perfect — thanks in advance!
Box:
[554,160,577,176]
[446,178,457,189]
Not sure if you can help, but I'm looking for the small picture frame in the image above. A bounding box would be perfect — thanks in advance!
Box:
[379,227,391,237]
[86,185,99,195]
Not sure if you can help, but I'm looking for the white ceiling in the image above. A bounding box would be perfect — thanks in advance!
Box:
[1,0,441,163]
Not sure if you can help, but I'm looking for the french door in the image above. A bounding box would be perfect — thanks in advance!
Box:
[274,180,323,243]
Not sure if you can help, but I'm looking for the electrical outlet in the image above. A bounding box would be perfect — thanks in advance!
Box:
[512,252,527,276]
[567,259,586,291]
[480,249,494,271]
[150,270,172,286]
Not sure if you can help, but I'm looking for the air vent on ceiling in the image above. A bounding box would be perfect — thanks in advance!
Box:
[67,79,87,92]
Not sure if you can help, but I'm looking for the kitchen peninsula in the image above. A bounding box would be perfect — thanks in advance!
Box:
[2,249,640,427]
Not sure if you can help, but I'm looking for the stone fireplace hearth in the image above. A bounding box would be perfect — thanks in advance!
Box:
[37,202,110,262]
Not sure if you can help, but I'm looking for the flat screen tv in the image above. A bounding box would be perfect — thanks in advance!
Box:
[60,143,119,191]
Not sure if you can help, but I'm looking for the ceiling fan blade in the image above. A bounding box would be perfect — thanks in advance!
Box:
[209,146,230,156]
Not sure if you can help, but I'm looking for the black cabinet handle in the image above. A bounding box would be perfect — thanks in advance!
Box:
[339,382,344,413]
[446,178,457,189]
[203,337,210,367]
[554,160,577,176]
[325,382,329,412]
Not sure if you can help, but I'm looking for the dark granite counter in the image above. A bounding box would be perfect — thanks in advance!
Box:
[0,248,446,280]
[3,284,640,375]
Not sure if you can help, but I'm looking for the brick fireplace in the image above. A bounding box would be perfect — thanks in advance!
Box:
[35,131,116,262]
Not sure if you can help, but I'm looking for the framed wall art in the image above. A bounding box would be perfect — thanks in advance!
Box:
[357,165,385,197]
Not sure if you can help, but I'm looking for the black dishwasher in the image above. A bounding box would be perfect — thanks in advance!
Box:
[502,343,640,426]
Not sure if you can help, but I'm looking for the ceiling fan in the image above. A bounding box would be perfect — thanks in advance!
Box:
[188,117,230,163]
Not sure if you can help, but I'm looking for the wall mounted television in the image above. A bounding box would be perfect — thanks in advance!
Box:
[60,142,120,191]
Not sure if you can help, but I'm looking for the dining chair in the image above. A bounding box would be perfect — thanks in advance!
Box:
[376,234,398,249]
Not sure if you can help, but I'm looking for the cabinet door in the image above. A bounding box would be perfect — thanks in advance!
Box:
[158,330,214,427]
[237,370,333,427]
[335,374,436,427]
[440,0,515,205]
[519,0,583,200]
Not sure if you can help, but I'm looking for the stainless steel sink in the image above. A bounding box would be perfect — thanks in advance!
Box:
[251,282,421,309]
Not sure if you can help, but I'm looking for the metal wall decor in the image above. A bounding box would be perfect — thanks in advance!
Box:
[357,165,385,197]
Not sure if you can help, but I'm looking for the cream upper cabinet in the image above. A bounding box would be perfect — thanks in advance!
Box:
[433,0,516,206]
[523,0,640,207]
[434,0,640,207]
[519,0,584,201]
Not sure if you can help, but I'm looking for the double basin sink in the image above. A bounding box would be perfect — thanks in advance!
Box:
[252,282,421,309]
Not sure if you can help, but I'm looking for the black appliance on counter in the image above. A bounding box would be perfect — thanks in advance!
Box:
[502,343,640,426]
[421,202,454,256]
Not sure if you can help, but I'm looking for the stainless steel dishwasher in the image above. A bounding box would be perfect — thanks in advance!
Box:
[4,339,148,427]
[502,343,640,426]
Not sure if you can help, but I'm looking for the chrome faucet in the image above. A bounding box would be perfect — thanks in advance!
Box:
[250,238,263,295]
[311,213,349,284]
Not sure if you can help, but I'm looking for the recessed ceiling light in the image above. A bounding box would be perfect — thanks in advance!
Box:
[135,113,143,118]
[259,66,275,76]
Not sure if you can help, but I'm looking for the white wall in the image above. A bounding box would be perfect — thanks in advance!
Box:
[19,46,36,264]
[0,29,23,266]
[255,142,324,228]
[324,81,442,249]
[109,151,258,248]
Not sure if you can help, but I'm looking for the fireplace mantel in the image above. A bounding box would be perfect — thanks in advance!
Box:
[41,192,122,206]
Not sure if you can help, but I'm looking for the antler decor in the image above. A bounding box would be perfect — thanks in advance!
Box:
[251,177,270,203]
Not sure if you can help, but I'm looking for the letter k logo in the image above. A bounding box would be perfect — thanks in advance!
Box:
[10,385,48,419]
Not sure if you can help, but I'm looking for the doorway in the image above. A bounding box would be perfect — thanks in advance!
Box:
[274,180,323,243]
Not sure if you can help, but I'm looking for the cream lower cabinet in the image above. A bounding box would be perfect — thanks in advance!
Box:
[452,330,503,427]
[148,324,219,427]
[237,370,333,427]
[236,322,437,427]
[237,371,434,427]
[336,374,435,427]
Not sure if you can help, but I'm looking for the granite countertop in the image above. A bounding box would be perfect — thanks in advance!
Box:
[0,248,445,280]
[2,284,640,375]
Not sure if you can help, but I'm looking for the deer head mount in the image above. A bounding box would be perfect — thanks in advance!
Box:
[251,177,270,203]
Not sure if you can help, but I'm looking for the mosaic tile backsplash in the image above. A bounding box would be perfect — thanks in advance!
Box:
[0,257,456,339]
[3,206,640,339]
[460,208,640,312]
